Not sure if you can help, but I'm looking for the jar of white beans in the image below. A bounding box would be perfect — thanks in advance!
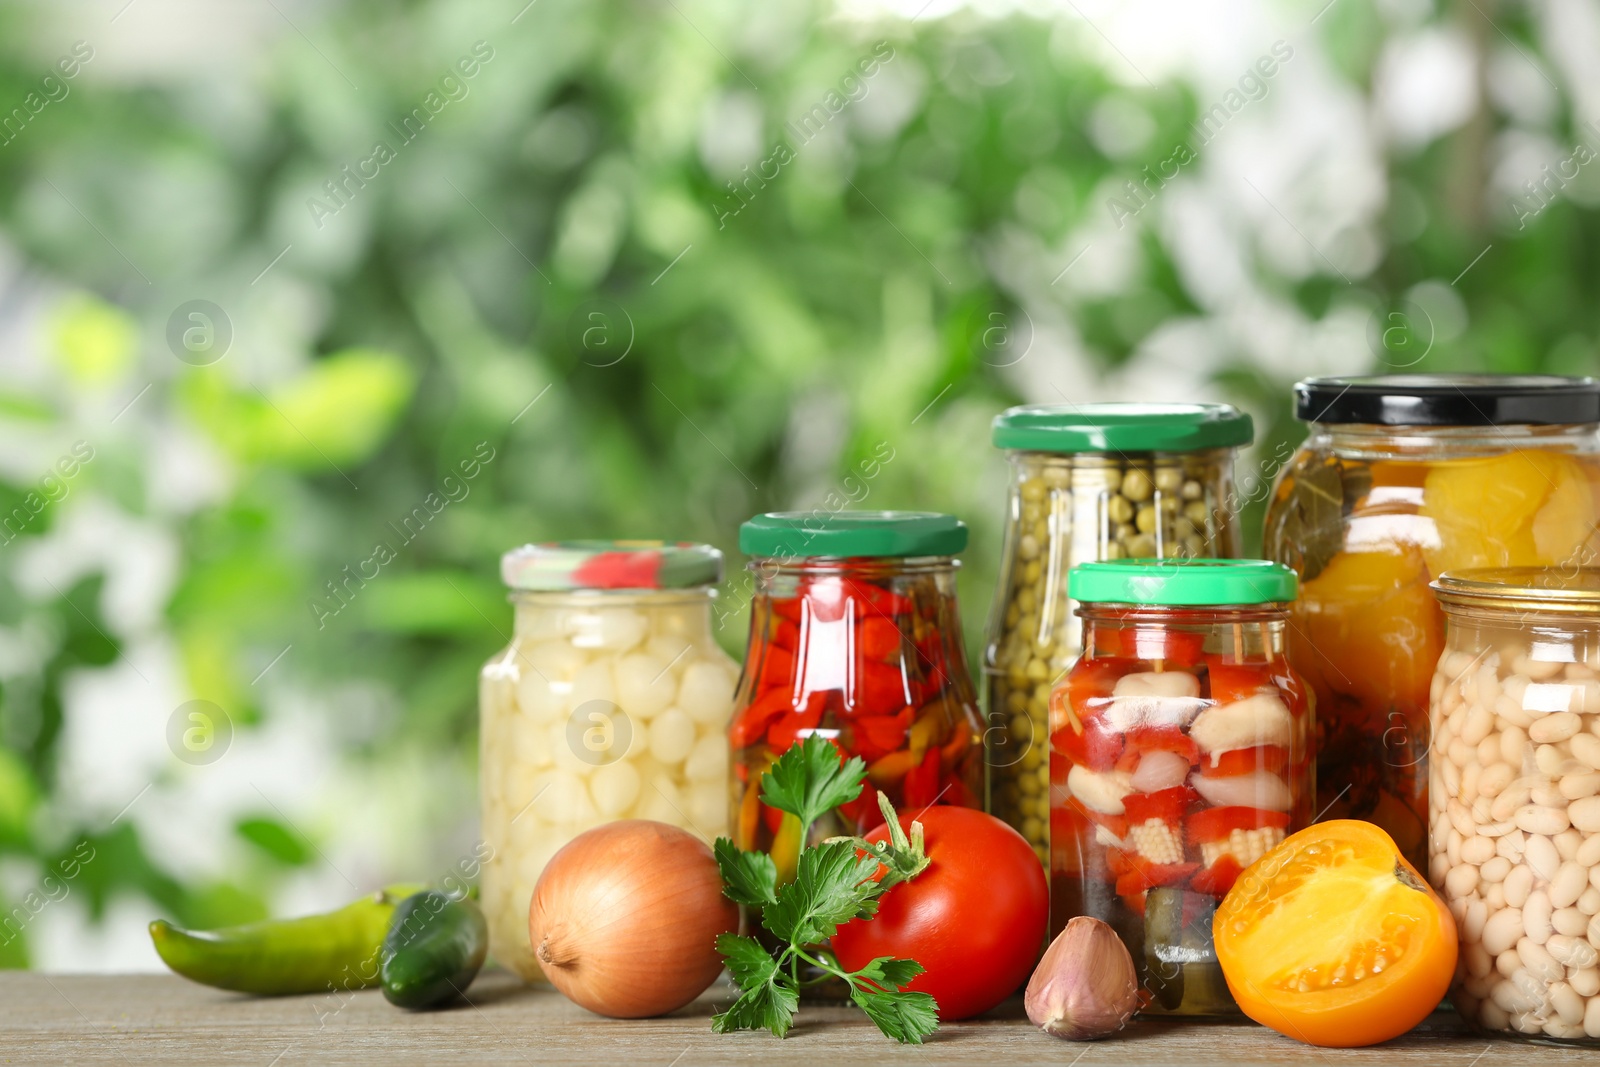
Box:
[478,541,738,982]
[1430,568,1600,1043]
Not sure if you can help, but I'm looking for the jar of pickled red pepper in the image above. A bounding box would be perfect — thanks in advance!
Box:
[985,404,1253,864]
[478,541,739,981]
[730,512,985,874]
[1428,567,1600,1043]
[1264,375,1600,871]
[1049,559,1312,1016]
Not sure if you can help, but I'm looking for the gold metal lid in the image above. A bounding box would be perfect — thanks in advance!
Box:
[1432,567,1600,616]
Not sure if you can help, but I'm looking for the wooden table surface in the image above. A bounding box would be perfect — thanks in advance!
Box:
[2,970,1592,1066]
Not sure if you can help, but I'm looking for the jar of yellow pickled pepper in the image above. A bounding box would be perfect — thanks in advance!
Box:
[984,404,1253,864]
[1264,374,1600,870]
[478,541,739,981]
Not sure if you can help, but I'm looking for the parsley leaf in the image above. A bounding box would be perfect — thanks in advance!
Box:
[712,734,939,1045]
[762,839,881,946]
[759,735,866,834]
[714,838,777,906]
[850,986,939,1045]
[712,934,797,1037]
[716,933,778,987]
[851,956,925,993]
[713,975,798,1038]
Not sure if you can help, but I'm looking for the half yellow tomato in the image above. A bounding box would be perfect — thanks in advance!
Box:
[1213,820,1457,1047]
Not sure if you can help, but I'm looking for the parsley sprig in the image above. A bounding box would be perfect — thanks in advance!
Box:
[711,735,939,1044]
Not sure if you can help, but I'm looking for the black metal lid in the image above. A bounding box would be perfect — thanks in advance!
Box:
[1295,374,1600,426]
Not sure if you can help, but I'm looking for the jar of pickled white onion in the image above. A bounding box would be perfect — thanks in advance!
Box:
[478,541,739,981]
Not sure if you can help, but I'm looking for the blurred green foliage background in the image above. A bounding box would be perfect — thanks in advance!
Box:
[0,0,1593,968]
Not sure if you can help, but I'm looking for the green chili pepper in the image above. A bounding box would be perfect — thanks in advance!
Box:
[379,890,488,1010]
[149,883,425,996]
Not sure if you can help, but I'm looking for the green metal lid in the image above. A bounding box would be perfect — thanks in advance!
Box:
[501,540,723,591]
[1069,558,1297,606]
[992,402,1254,453]
[739,511,968,559]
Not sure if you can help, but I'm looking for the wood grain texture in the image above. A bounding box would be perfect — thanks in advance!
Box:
[0,971,1590,1066]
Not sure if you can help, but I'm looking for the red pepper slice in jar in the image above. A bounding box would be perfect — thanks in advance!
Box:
[765,692,827,753]
[753,644,797,694]
[729,687,793,749]
[1115,726,1200,771]
[903,745,943,809]
[1203,656,1278,704]
[849,706,915,762]
[1121,786,1195,827]
[858,615,902,661]
[771,616,800,651]
[1051,720,1125,773]
[843,576,914,619]
[1185,805,1290,843]
[1190,856,1244,897]
[1196,745,1289,778]
[1100,626,1207,667]
[1185,807,1289,896]
[1059,657,1141,722]
[858,659,913,712]
[1114,861,1199,897]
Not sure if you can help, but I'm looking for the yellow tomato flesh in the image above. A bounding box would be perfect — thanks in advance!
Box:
[1213,820,1457,1048]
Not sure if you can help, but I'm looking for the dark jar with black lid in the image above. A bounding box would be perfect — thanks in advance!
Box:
[1262,374,1600,868]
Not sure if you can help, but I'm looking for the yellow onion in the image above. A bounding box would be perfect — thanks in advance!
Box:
[530,820,737,1018]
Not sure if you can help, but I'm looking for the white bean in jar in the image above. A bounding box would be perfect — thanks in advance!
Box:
[1430,629,1600,1040]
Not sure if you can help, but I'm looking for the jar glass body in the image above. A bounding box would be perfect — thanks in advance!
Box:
[479,589,738,982]
[1264,423,1600,869]
[984,448,1243,861]
[729,557,985,865]
[1430,602,1600,1043]
[1048,603,1313,1016]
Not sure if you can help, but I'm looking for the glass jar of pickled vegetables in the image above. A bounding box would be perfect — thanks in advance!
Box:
[1049,559,1311,1016]
[984,404,1253,864]
[730,512,985,873]
[478,541,739,981]
[1264,375,1600,871]
[1429,568,1600,1043]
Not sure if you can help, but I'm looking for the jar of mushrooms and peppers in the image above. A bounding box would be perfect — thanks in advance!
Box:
[983,404,1253,864]
[1051,559,1312,1016]
[729,512,985,877]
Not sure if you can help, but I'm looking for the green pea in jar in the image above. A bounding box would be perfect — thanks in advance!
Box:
[981,403,1253,864]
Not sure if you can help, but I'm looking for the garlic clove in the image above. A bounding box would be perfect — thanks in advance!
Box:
[1026,916,1139,1040]
[1129,749,1191,794]
[1106,672,1207,732]
[1066,765,1134,815]
[1189,693,1293,756]
[1191,768,1292,811]
[1112,672,1201,699]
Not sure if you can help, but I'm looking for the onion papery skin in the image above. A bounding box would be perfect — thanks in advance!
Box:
[529,820,738,1018]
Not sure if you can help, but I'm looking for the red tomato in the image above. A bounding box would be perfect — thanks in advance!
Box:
[831,806,1047,1021]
